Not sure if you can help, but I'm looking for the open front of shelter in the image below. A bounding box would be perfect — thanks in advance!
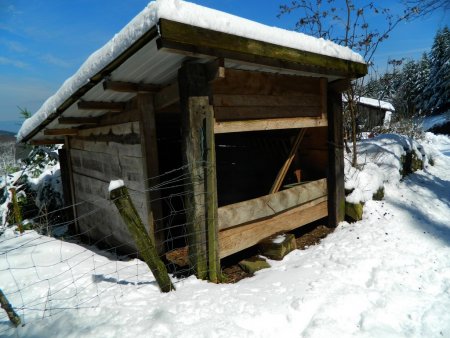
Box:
[18,0,367,281]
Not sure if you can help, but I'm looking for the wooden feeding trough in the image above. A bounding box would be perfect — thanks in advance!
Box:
[18,1,367,281]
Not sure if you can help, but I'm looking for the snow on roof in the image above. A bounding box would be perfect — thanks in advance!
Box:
[18,0,365,142]
[358,97,395,111]
[343,96,395,112]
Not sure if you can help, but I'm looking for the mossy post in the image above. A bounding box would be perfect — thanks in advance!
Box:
[110,184,175,292]
[204,97,221,283]
[0,288,21,327]
[178,63,211,280]
[9,188,23,233]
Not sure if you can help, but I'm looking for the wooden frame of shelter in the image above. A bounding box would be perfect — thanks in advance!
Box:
[19,18,367,281]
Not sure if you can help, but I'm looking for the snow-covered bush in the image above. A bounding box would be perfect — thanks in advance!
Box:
[345,134,431,205]
[0,146,63,235]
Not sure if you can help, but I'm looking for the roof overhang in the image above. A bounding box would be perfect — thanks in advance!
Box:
[20,19,367,144]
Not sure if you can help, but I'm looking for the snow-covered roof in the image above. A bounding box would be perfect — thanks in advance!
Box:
[357,97,395,111]
[18,0,366,142]
[343,96,395,112]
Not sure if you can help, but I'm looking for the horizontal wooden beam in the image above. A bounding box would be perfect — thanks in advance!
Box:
[77,101,125,112]
[44,128,78,136]
[157,19,367,78]
[214,116,328,134]
[218,196,328,258]
[103,80,161,93]
[213,68,322,96]
[58,116,100,125]
[30,138,65,145]
[214,106,321,121]
[213,94,320,107]
[218,179,327,231]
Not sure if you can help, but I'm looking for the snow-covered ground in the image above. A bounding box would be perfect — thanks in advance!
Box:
[1,132,450,337]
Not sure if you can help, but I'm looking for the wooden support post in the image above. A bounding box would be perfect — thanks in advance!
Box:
[110,185,175,292]
[137,93,164,253]
[269,128,306,194]
[58,147,75,231]
[178,62,214,281]
[9,188,23,233]
[64,137,79,235]
[0,288,21,327]
[204,98,221,283]
[327,85,345,226]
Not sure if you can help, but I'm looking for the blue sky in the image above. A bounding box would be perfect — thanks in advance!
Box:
[0,0,448,130]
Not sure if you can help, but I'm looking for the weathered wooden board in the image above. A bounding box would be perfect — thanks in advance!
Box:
[214,116,328,133]
[96,109,141,127]
[218,178,327,230]
[178,63,211,279]
[103,80,161,93]
[210,68,326,122]
[78,101,125,112]
[75,200,137,253]
[71,148,145,192]
[70,138,143,158]
[213,68,322,96]
[214,106,321,121]
[218,196,328,258]
[157,19,367,78]
[76,121,140,138]
[327,88,345,226]
[44,128,78,136]
[213,94,321,107]
[72,172,148,223]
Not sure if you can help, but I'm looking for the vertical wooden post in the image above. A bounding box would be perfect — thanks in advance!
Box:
[137,93,164,253]
[204,98,221,283]
[327,83,346,226]
[0,288,21,327]
[178,62,220,281]
[110,185,174,292]
[64,136,79,235]
[9,188,22,233]
[58,147,74,228]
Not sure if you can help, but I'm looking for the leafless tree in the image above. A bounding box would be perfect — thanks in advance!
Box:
[403,0,450,17]
[279,0,432,166]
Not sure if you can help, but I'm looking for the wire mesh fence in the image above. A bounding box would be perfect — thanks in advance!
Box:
[0,162,215,335]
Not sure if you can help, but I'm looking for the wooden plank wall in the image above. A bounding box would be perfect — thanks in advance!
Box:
[212,69,327,133]
[218,178,327,230]
[69,121,148,253]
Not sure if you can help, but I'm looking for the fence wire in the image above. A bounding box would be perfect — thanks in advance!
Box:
[0,162,217,335]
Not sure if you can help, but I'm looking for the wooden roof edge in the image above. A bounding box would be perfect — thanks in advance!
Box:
[20,25,160,143]
[157,18,368,79]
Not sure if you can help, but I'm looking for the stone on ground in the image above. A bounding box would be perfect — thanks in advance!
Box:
[238,256,271,274]
[258,233,297,260]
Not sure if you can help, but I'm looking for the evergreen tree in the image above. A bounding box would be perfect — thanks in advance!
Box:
[422,26,450,114]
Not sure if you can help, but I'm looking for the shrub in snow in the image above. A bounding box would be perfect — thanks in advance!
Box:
[0,146,64,236]
[345,133,430,206]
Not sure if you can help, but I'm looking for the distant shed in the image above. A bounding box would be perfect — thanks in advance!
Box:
[354,96,395,130]
[18,0,367,280]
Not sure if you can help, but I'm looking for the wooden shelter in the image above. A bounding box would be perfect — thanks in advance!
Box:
[18,2,367,280]
[350,96,395,131]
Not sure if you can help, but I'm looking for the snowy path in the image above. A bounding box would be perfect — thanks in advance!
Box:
[1,133,450,337]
